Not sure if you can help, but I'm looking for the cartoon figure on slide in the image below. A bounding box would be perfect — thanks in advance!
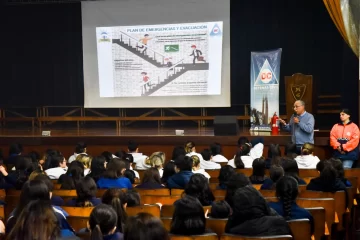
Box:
[137,34,152,55]
[190,45,206,64]
[141,72,151,93]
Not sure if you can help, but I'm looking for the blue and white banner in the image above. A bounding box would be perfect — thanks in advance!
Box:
[250,49,282,131]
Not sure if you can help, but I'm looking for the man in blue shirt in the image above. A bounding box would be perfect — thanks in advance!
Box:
[280,100,315,154]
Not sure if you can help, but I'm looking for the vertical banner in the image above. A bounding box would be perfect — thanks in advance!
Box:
[250,49,282,131]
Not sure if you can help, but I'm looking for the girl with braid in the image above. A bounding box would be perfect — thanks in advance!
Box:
[268,176,314,235]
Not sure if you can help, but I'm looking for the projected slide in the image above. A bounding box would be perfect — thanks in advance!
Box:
[96,21,223,97]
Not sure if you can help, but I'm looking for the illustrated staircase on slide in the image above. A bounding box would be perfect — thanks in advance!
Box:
[142,63,209,96]
[112,39,163,67]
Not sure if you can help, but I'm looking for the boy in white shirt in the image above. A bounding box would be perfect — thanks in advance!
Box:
[128,140,149,170]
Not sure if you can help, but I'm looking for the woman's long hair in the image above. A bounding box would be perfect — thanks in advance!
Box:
[60,160,84,189]
[142,168,162,185]
[275,176,298,220]
[7,199,60,240]
[102,188,128,233]
[184,174,215,206]
[249,158,266,182]
[89,204,118,240]
[75,176,97,207]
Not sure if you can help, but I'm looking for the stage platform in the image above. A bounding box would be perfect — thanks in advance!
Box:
[0,127,332,160]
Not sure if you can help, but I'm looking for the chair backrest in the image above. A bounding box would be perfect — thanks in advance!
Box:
[206,218,227,237]
[220,234,293,240]
[171,189,184,196]
[0,189,5,201]
[212,189,226,197]
[252,185,261,190]
[4,195,20,220]
[298,169,319,178]
[60,207,94,232]
[6,190,21,196]
[305,207,326,240]
[135,188,171,196]
[141,195,180,205]
[266,197,335,233]
[209,183,218,190]
[0,206,5,219]
[259,190,276,198]
[53,184,62,190]
[52,190,77,202]
[161,217,172,231]
[298,190,347,231]
[126,204,161,218]
[287,219,311,240]
[161,205,211,218]
[206,170,220,179]
[169,233,218,240]
[235,168,253,176]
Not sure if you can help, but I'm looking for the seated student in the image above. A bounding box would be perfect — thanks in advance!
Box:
[34,174,65,207]
[269,176,314,234]
[249,137,265,159]
[161,160,176,185]
[125,190,141,207]
[227,144,251,168]
[0,156,36,190]
[6,180,74,236]
[185,174,215,206]
[44,154,68,179]
[210,142,228,162]
[68,142,87,163]
[171,195,208,235]
[307,160,347,192]
[60,161,84,190]
[170,146,186,162]
[7,199,79,240]
[149,152,165,177]
[118,153,140,180]
[76,154,92,176]
[66,176,101,207]
[87,156,107,183]
[200,149,221,169]
[128,140,149,170]
[102,189,128,233]
[6,143,22,165]
[265,144,281,169]
[225,173,250,208]
[225,185,291,236]
[101,151,114,163]
[124,212,168,240]
[97,158,133,189]
[135,167,165,189]
[329,158,352,187]
[295,143,320,169]
[217,165,235,190]
[185,141,204,161]
[88,204,123,240]
[249,158,267,184]
[209,200,232,219]
[167,155,193,189]
[261,165,284,190]
[233,150,245,169]
[191,155,210,180]
[285,142,298,159]
[282,158,306,185]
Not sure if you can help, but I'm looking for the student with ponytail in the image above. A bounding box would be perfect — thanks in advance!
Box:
[89,204,123,240]
[102,189,128,233]
[268,176,314,234]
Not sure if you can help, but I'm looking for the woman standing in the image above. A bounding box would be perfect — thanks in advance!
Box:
[330,109,359,169]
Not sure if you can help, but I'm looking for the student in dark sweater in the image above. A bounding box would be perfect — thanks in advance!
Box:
[225,173,250,208]
[307,160,347,192]
[282,158,306,185]
[260,165,284,190]
[89,204,123,240]
[167,155,193,189]
[249,158,267,184]
[184,174,215,206]
[225,185,290,236]
[268,176,314,234]
[66,176,101,207]
[217,165,235,190]
[135,167,165,189]
[329,158,352,187]
[97,158,132,189]
[87,156,107,183]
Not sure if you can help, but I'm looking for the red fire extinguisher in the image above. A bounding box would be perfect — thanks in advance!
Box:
[271,112,279,134]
